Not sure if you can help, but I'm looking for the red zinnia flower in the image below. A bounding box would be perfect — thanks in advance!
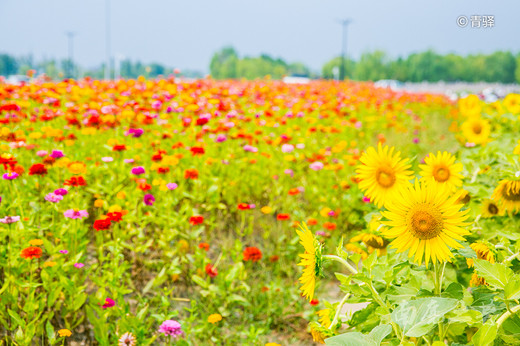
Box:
[276,213,290,221]
[94,218,111,231]
[205,263,218,278]
[21,246,43,259]
[288,188,300,196]
[157,167,170,174]
[190,147,205,156]
[269,255,279,262]
[112,144,126,151]
[64,176,87,187]
[107,212,123,223]
[243,247,262,262]
[237,203,250,210]
[184,169,199,180]
[199,242,209,251]
[323,222,337,231]
[189,215,204,225]
[310,299,319,306]
[29,163,48,176]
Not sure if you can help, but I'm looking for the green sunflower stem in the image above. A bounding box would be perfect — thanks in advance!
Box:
[322,255,358,274]
[497,304,520,330]
[329,293,350,330]
[433,261,446,296]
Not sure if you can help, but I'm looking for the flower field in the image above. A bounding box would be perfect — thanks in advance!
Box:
[1,77,520,345]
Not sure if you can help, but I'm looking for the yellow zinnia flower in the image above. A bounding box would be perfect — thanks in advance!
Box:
[208,313,223,324]
[419,151,464,192]
[296,222,323,302]
[382,180,470,266]
[492,179,520,213]
[29,239,44,246]
[58,329,72,337]
[356,143,413,208]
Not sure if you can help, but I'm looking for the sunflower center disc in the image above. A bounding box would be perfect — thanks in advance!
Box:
[433,165,450,182]
[408,204,443,240]
[473,124,483,134]
[488,203,499,214]
[504,182,520,201]
[375,166,396,188]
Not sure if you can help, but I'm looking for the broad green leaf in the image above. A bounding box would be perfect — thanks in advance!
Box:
[325,324,392,346]
[473,259,513,290]
[504,275,520,300]
[367,324,392,344]
[45,320,55,342]
[8,309,25,328]
[191,275,208,288]
[502,314,520,335]
[472,320,497,346]
[391,297,459,337]
[441,282,464,300]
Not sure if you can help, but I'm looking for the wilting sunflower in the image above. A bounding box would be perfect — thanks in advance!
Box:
[382,180,470,266]
[466,241,495,268]
[492,179,520,213]
[309,322,333,344]
[481,199,503,218]
[356,143,413,208]
[461,117,491,145]
[296,222,323,301]
[345,243,368,259]
[317,308,333,329]
[419,151,463,191]
[350,233,389,256]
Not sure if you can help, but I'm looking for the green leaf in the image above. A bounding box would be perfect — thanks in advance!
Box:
[325,324,392,346]
[45,320,55,342]
[441,282,464,300]
[391,297,459,337]
[502,313,520,335]
[363,251,377,273]
[472,320,497,346]
[386,286,418,303]
[504,275,520,300]
[473,259,513,290]
[456,244,477,258]
[8,309,25,328]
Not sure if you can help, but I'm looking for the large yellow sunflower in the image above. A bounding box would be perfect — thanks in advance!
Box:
[492,179,520,213]
[419,151,464,191]
[460,117,491,145]
[503,93,520,115]
[458,94,482,118]
[381,180,470,266]
[296,222,323,301]
[356,143,413,208]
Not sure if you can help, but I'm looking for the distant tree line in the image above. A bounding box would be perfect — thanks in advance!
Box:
[0,54,203,80]
[210,47,520,83]
[2,49,520,83]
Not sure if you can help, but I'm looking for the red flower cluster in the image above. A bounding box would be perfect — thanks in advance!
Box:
[243,247,262,262]
[93,218,111,231]
[107,212,123,223]
[276,213,290,221]
[190,147,205,156]
[64,176,87,187]
[189,215,204,225]
[112,144,126,151]
[237,203,250,210]
[184,169,199,180]
[29,163,48,176]
[323,222,337,231]
[205,263,218,278]
[21,246,43,259]
[198,242,209,251]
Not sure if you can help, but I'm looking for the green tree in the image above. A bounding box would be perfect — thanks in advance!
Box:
[354,50,389,81]
[0,54,19,76]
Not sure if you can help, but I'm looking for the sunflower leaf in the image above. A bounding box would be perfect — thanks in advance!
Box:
[391,297,459,337]
[473,259,513,290]
[472,320,497,346]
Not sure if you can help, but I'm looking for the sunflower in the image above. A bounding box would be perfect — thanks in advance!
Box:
[381,180,470,266]
[481,199,503,218]
[458,94,482,118]
[466,242,495,268]
[296,222,323,302]
[356,143,413,208]
[309,322,333,344]
[492,180,520,213]
[317,308,333,328]
[460,117,491,145]
[419,151,464,191]
[345,243,368,259]
[350,233,389,256]
[503,93,520,115]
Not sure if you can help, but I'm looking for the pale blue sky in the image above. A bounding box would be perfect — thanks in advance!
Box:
[1,0,518,72]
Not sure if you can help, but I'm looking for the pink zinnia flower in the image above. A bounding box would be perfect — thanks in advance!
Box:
[281,144,294,153]
[166,183,178,190]
[74,263,84,268]
[158,320,184,338]
[243,145,258,153]
[54,188,68,196]
[50,150,64,159]
[59,250,69,254]
[0,215,20,224]
[2,172,19,180]
[143,194,155,206]
[102,157,113,162]
[309,162,324,171]
[131,166,145,175]
[45,193,63,203]
[215,134,227,143]
[124,159,135,164]
[36,150,48,157]
[102,298,116,309]
[64,209,89,219]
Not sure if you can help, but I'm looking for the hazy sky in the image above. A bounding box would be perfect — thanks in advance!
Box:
[1,0,519,72]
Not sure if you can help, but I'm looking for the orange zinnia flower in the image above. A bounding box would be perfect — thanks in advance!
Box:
[21,246,43,259]
[243,247,262,262]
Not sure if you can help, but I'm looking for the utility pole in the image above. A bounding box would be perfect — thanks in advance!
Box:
[66,31,76,79]
[105,0,111,80]
[338,19,352,81]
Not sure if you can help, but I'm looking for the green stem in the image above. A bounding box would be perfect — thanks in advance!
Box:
[322,255,358,274]
[328,293,350,330]
[497,304,520,329]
